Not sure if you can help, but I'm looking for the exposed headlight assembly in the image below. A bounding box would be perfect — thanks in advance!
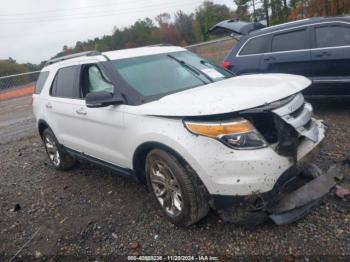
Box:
[184,118,267,150]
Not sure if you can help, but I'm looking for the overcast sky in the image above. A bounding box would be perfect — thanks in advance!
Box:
[0,0,235,64]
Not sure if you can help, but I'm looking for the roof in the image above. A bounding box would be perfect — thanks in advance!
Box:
[103,46,186,60]
[42,45,187,71]
[248,16,350,37]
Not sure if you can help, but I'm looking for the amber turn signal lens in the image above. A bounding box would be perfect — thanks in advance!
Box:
[185,120,255,138]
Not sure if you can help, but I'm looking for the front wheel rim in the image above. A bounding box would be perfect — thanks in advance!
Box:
[44,134,60,167]
[150,160,183,217]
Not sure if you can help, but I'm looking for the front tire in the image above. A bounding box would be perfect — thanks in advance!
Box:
[145,149,209,227]
[42,128,76,171]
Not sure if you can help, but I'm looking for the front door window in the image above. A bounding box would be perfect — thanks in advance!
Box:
[81,64,114,97]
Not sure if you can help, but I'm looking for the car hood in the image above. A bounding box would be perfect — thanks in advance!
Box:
[126,74,311,117]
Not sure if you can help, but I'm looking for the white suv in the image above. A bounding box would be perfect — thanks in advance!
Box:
[33,46,326,227]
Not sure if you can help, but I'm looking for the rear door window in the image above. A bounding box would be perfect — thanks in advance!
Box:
[51,66,80,98]
[239,36,268,55]
[272,29,309,52]
[35,71,49,94]
[315,25,350,48]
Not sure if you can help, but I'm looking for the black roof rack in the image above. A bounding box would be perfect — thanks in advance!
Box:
[45,51,102,65]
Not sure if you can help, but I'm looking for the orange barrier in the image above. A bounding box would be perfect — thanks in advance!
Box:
[0,84,35,101]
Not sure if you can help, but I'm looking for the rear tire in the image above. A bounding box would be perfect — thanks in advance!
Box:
[145,149,209,227]
[42,128,76,171]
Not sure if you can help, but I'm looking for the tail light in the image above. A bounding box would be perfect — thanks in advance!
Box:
[222,60,232,70]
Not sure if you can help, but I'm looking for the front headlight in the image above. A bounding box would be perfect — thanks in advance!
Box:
[184,118,267,150]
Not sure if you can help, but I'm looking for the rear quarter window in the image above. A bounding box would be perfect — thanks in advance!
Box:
[272,29,309,52]
[239,36,269,56]
[35,71,49,94]
[315,25,350,48]
[51,66,80,98]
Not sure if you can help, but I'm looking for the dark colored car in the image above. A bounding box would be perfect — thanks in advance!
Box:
[210,17,350,97]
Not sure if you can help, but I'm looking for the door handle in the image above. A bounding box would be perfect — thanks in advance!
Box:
[264,56,276,61]
[45,102,52,109]
[76,107,87,115]
[315,51,331,57]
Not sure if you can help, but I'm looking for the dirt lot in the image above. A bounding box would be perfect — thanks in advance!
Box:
[0,97,349,260]
[0,96,35,145]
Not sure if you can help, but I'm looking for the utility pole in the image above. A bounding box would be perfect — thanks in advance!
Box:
[301,0,305,18]
[252,0,257,22]
[263,0,270,26]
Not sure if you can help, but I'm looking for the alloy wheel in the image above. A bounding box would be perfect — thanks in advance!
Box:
[150,160,183,216]
[44,134,60,167]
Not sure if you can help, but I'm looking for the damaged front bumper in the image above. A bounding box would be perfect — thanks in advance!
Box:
[208,92,335,225]
[213,158,341,226]
[269,164,339,225]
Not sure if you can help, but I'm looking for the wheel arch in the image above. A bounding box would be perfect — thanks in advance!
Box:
[132,141,206,189]
[37,119,50,138]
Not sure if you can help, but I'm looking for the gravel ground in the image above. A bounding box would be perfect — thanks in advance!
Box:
[0,98,349,260]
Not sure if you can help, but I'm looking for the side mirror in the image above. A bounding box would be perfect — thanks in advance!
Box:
[85,91,124,108]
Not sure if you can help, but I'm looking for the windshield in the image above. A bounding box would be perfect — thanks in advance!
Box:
[111,51,233,97]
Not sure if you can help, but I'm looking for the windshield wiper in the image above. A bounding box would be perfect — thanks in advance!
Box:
[167,54,214,83]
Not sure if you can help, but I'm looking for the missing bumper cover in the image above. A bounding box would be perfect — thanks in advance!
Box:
[213,164,341,226]
[269,165,340,225]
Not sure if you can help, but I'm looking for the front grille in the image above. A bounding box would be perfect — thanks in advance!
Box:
[242,93,317,143]
[242,92,320,160]
[290,103,305,118]
[272,93,318,142]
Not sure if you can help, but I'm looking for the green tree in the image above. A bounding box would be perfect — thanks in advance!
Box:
[234,0,251,20]
[0,59,29,77]
[174,11,196,45]
[194,1,232,41]
[155,13,180,44]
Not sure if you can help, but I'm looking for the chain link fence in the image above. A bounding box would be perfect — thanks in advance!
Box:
[0,71,40,92]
